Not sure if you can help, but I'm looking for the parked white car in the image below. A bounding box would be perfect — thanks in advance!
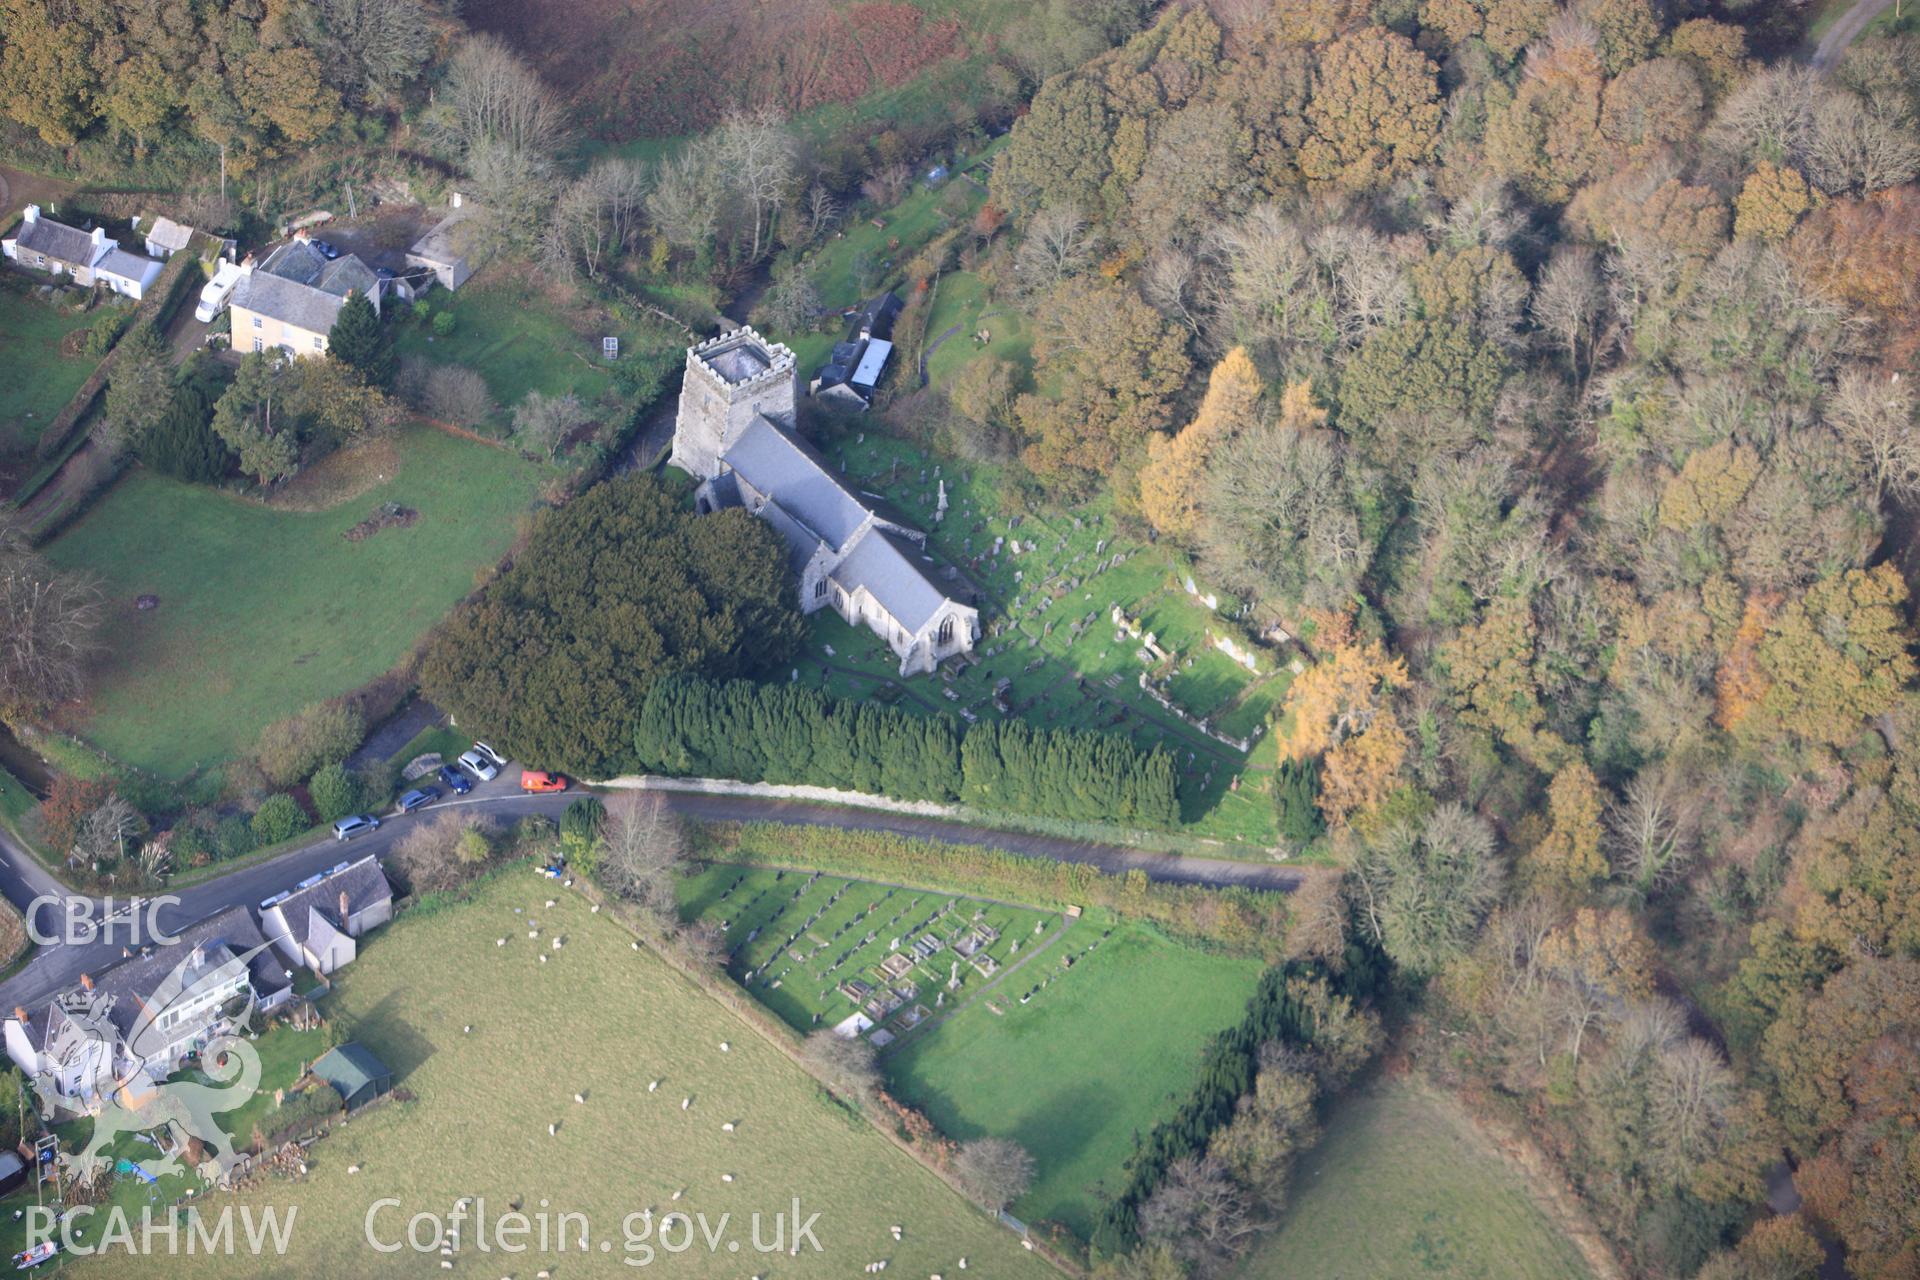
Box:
[470,741,508,768]
[457,749,499,782]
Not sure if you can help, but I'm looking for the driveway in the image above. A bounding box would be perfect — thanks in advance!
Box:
[1812,0,1895,69]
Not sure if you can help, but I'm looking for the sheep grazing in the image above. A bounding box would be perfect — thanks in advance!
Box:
[648,1080,660,1092]
[496,938,507,947]
[681,1097,691,1110]
[539,954,548,964]
[548,1123,558,1137]
[546,899,557,909]
[564,877,574,887]
[670,1189,683,1201]
[528,929,539,938]
[574,1093,586,1104]
[721,1122,735,1133]
[463,1025,472,1034]
[721,1173,734,1183]
[631,940,641,950]
[552,937,564,950]
[347,1165,361,1175]
[958,1260,967,1270]
[719,1041,731,1052]
[591,904,601,914]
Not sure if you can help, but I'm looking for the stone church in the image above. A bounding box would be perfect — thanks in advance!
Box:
[670,327,979,677]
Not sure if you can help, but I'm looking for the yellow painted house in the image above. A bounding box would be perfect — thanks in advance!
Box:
[228,234,383,358]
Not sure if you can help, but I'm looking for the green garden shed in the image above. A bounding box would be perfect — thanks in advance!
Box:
[311,1042,392,1112]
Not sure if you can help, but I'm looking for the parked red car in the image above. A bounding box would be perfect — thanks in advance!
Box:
[521,770,569,794]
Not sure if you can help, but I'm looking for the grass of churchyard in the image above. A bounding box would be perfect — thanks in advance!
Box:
[1230,1076,1598,1280]
[776,431,1296,849]
[0,283,108,459]
[62,866,1056,1279]
[886,911,1265,1241]
[42,423,546,778]
[676,863,1055,1033]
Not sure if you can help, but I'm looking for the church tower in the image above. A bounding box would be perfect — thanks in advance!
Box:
[669,328,798,479]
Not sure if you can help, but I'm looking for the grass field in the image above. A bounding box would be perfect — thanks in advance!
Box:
[56,868,1057,1278]
[42,424,546,777]
[887,915,1265,1239]
[677,864,1055,1035]
[0,284,106,459]
[1232,1077,1598,1280]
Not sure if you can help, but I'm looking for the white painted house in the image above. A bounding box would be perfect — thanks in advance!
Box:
[3,907,290,1112]
[259,855,393,976]
[2,206,164,300]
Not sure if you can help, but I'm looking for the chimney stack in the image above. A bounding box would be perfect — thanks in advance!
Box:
[79,973,93,992]
[23,205,38,224]
[13,1007,27,1024]
[339,891,351,923]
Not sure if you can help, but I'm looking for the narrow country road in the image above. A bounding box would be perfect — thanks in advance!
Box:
[1811,0,1895,70]
[0,774,1302,1019]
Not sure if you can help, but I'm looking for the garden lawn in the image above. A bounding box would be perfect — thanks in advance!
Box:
[74,868,1057,1278]
[0,285,104,458]
[42,424,544,777]
[392,268,672,430]
[887,917,1264,1240]
[1231,1077,1597,1280]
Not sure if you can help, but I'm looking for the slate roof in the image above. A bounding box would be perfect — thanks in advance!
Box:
[232,240,381,333]
[34,906,286,1060]
[97,248,161,287]
[408,207,473,266]
[757,497,830,577]
[831,528,951,634]
[850,292,902,341]
[145,217,193,253]
[269,855,392,953]
[723,416,872,552]
[12,215,102,267]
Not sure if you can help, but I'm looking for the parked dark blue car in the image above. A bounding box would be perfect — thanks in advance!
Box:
[397,786,440,813]
[437,764,473,795]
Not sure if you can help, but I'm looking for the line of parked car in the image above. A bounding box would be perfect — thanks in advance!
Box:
[330,741,570,841]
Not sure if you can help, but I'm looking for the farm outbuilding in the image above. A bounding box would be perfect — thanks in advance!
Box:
[312,1042,393,1111]
[406,204,480,292]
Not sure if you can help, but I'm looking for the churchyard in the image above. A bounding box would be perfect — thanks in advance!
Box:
[787,432,1299,848]
[679,863,1269,1245]
[677,863,1056,1038]
[48,868,1055,1278]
